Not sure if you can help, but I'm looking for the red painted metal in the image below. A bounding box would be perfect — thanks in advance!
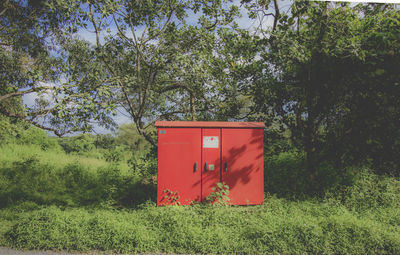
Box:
[201,128,221,202]
[155,121,265,128]
[222,128,264,205]
[156,121,264,206]
[157,128,201,205]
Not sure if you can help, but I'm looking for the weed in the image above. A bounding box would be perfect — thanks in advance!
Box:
[161,189,181,205]
[205,182,231,206]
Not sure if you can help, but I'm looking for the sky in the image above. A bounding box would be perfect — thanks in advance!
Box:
[22,1,277,135]
[23,0,397,135]
[72,1,282,134]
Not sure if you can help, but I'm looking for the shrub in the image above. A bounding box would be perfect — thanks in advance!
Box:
[264,151,307,198]
[0,156,155,208]
[18,127,61,151]
[264,151,359,199]
[0,157,64,208]
[58,134,95,154]
[128,150,157,183]
[0,117,22,144]
[0,117,61,151]
[326,168,400,212]
[103,147,124,163]
[94,134,116,150]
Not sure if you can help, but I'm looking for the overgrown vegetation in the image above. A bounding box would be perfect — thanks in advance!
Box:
[0,122,155,209]
[0,122,399,254]
[1,0,400,254]
[1,194,400,254]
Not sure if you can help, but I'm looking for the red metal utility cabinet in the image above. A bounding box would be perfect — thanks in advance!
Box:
[155,121,265,206]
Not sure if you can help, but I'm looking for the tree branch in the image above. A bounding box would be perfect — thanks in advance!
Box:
[272,0,280,32]
[0,107,73,137]
[0,87,44,102]
[158,83,192,93]
[89,4,101,48]
[0,0,10,17]
[141,7,174,44]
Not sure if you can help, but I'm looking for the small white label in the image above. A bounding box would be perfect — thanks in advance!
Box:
[203,136,219,148]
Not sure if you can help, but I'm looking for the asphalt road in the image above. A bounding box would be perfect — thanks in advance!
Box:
[0,247,78,255]
[0,247,122,255]
[0,247,162,255]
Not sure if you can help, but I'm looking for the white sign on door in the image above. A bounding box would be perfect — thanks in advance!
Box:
[203,136,219,148]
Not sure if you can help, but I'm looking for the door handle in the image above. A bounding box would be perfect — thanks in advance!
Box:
[194,162,198,172]
[224,162,228,172]
[205,162,208,172]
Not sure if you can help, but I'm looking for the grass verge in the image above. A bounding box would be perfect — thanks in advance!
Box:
[1,197,399,254]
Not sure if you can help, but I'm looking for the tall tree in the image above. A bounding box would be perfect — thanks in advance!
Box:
[246,1,400,178]
[0,0,113,136]
[63,0,245,146]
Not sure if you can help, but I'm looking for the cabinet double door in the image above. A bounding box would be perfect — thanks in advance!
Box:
[157,128,264,205]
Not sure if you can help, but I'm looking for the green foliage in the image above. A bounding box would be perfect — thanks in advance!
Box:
[326,168,400,212]
[205,182,231,206]
[128,150,157,183]
[103,147,124,163]
[0,137,400,253]
[58,134,95,154]
[0,0,100,135]
[265,150,400,212]
[264,151,308,198]
[94,134,116,150]
[4,207,160,253]
[263,127,295,157]
[162,189,181,206]
[0,117,61,151]
[264,151,362,198]
[57,0,248,145]
[18,128,61,151]
[0,117,21,144]
[116,123,151,152]
[0,143,128,172]
[248,1,400,176]
[0,157,63,207]
[3,196,400,254]
[0,155,155,209]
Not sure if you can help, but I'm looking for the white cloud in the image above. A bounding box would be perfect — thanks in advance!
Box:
[22,82,57,107]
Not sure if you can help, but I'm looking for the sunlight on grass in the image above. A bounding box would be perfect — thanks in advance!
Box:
[0,144,130,174]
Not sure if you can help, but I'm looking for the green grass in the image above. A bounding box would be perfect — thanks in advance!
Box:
[1,142,399,254]
[0,144,155,209]
[0,143,131,174]
[1,197,400,254]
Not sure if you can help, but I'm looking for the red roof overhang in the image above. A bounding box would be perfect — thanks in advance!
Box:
[155,121,265,128]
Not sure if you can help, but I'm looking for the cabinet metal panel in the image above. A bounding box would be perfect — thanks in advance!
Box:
[222,128,264,205]
[201,128,221,202]
[157,128,201,205]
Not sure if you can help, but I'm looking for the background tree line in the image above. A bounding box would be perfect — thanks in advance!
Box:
[1,0,400,186]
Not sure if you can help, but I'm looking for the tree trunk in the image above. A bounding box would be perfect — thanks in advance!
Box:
[305,66,318,194]
[190,92,197,121]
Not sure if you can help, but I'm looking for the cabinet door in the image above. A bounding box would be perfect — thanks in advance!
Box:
[157,128,201,205]
[201,128,221,201]
[222,128,264,205]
